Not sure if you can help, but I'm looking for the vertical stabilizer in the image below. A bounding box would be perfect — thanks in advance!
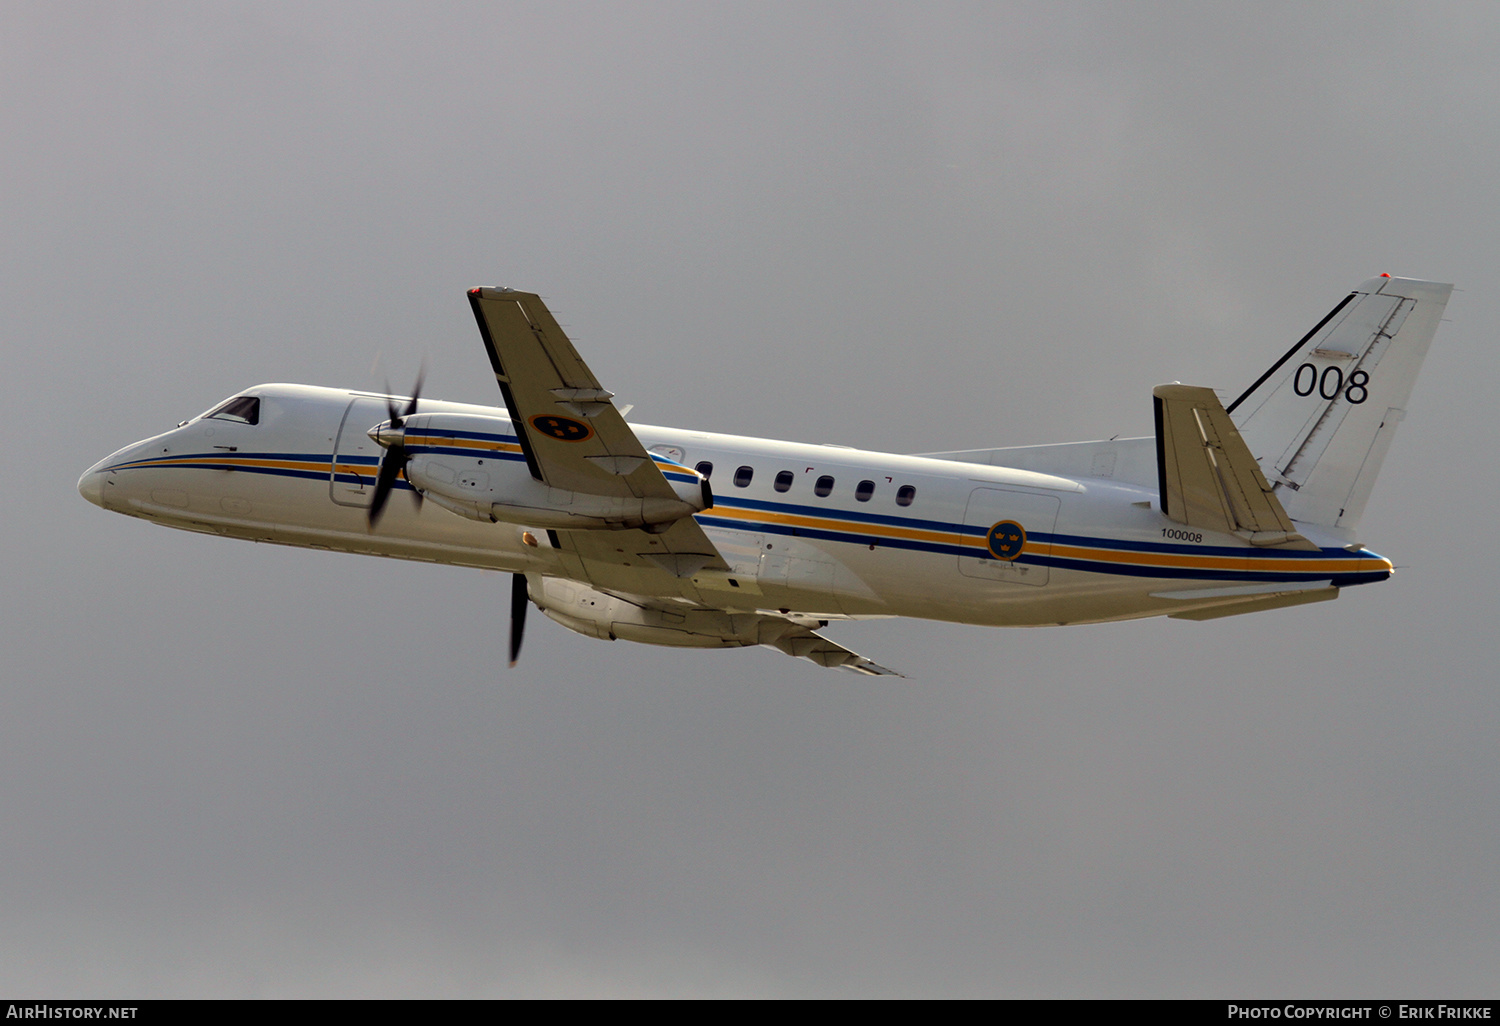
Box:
[1227,276,1451,530]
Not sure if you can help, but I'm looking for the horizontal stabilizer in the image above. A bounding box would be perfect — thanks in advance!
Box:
[1154,384,1317,549]
[1167,586,1338,620]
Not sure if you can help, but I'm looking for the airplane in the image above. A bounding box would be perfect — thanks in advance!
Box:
[78,275,1451,676]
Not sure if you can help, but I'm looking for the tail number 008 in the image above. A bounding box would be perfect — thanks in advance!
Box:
[1293,364,1369,404]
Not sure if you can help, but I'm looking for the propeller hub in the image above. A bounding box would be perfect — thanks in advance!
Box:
[368,421,406,450]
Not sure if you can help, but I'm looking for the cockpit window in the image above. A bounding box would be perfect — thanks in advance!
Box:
[206,396,260,425]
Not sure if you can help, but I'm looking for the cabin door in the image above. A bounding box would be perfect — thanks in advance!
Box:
[957,487,1059,587]
[330,397,390,507]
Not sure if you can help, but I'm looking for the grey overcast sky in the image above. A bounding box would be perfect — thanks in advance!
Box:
[4,1,1498,997]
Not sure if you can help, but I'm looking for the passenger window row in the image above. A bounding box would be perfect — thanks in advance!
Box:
[695,461,916,506]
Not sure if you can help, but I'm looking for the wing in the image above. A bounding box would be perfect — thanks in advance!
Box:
[527,573,904,676]
[468,287,728,575]
[469,287,672,495]
[468,288,900,675]
[766,626,904,677]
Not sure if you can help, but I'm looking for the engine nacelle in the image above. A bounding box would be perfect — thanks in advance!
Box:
[529,577,798,649]
[394,412,711,530]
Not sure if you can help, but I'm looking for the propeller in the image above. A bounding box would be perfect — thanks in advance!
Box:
[366,368,425,529]
[510,572,529,667]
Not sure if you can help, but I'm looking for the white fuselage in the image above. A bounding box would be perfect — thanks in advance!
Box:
[79,383,1393,628]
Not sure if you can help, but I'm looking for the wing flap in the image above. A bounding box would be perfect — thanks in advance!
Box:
[554,517,730,588]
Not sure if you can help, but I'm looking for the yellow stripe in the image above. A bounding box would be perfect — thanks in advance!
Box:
[119,460,1394,577]
[709,506,1391,575]
[131,455,332,474]
[705,504,958,545]
[404,433,521,454]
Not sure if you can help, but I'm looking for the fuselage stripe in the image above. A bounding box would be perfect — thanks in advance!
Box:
[102,450,1391,583]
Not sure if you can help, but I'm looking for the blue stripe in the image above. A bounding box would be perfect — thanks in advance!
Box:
[711,495,962,534]
[108,450,342,470]
[1047,530,1367,561]
[406,444,527,463]
[704,497,1370,563]
[697,513,1375,583]
[406,428,520,444]
[104,451,1383,584]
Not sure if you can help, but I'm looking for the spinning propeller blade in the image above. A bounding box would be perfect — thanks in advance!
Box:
[510,573,529,667]
[367,368,425,529]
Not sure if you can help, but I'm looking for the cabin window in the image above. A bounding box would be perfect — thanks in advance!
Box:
[814,475,834,497]
[855,480,875,502]
[896,484,916,507]
[207,396,260,425]
[774,471,793,493]
[734,465,754,488]
[696,461,713,479]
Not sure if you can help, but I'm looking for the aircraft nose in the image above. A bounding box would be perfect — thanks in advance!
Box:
[77,466,109,508]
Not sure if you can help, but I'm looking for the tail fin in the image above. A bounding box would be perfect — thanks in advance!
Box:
[1227,275,1452,531]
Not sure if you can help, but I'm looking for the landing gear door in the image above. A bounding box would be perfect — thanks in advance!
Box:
[330,397,389,507]
[958,487,1060,587]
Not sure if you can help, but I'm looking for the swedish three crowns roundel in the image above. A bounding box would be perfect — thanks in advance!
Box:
[986,520,1026,561]
[530,414,594,442]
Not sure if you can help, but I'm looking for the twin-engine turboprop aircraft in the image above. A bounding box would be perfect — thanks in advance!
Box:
[79,276,1451,676]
